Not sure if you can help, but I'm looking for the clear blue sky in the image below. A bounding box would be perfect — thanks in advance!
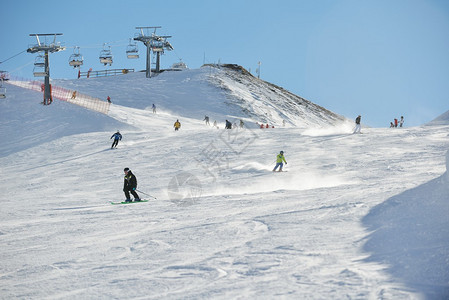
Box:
[2,0,449,127]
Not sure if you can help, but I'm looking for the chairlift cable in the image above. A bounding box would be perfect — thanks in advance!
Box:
[65,39,129,50]
[8,60,35,74]
[172,49,183,60]
[0,50,27,64]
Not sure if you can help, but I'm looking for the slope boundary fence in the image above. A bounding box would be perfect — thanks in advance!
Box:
[7,77,110,115]
[79,68,135,78]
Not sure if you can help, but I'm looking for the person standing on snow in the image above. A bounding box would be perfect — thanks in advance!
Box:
[273,151,287,172]
[399,116,404,127]
[394,118,398,128]
[110,130,122,149]
[152,103,156,113]
[353,115,362,134]
[174,119,181,131]
[123,168,140,202]
[204,115,210,125]
[107,96,111,103]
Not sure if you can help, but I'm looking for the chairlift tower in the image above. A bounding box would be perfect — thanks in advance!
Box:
[27,33,65,105]
[134,26,174,78]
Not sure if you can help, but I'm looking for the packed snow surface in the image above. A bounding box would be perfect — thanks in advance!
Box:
[0,68,448,299]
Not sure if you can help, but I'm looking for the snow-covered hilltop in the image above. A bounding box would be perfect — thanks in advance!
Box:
[205,64,348,128]
[52,65,349,129]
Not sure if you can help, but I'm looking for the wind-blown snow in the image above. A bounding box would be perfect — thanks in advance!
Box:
[0,68,448,299]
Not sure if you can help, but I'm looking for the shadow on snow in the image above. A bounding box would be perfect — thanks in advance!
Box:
[362,151,449,299]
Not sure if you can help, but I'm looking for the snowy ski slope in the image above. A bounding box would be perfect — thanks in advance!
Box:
[0,68,448,299]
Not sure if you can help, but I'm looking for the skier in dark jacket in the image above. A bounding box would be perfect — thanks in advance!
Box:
[110,131,122,149]
[123,168,140,202]
[353,115,362,134]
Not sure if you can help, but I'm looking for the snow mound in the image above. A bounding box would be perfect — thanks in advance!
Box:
[362,150,449,299]
[231,162,269,173]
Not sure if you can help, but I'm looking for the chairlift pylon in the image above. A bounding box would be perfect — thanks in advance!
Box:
[69,46,83,68]
[99,44,113,66]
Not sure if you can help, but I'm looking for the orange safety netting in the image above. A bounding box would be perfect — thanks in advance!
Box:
[7,78,110,115]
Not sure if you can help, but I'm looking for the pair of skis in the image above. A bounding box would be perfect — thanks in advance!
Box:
[111,190,157,205]
[110,199,150,205]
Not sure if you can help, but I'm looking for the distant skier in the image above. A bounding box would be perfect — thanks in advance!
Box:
[107,96,111,103]
[239,119,244,128]
[394,118,398,128]
[71,91,77,99]
[273,151,287,172]
[225,120,232,129]
[353,115,362,134]
[204,115,210,125]
[123,168,140,202]
[110,130,122,149]
[399,116,404,127]
[174,119,181,131]
[390,122,394,128]
[152,103,156,113]
[213,120,218,128]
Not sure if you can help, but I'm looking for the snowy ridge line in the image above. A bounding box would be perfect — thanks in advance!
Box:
[205,64,349,128]
[7,77,110,114]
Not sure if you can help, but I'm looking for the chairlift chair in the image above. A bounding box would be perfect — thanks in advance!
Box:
[69,47,83,68]
[34,55,45,67]
[0,78,5,99]
[126,39,139,59]
[100,56,113,66]
[99,44,113,66]
[33,55,47,77]
[33,66,47,77]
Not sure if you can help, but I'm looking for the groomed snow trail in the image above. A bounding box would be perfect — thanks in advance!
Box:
[1,71,448,299]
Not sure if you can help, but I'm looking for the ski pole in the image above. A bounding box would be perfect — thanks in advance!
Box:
[136,189,157,200]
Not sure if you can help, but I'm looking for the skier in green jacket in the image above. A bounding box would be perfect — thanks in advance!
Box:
[273,151,287,172]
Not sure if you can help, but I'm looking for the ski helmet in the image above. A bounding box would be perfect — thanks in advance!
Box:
[124,167,130,172]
